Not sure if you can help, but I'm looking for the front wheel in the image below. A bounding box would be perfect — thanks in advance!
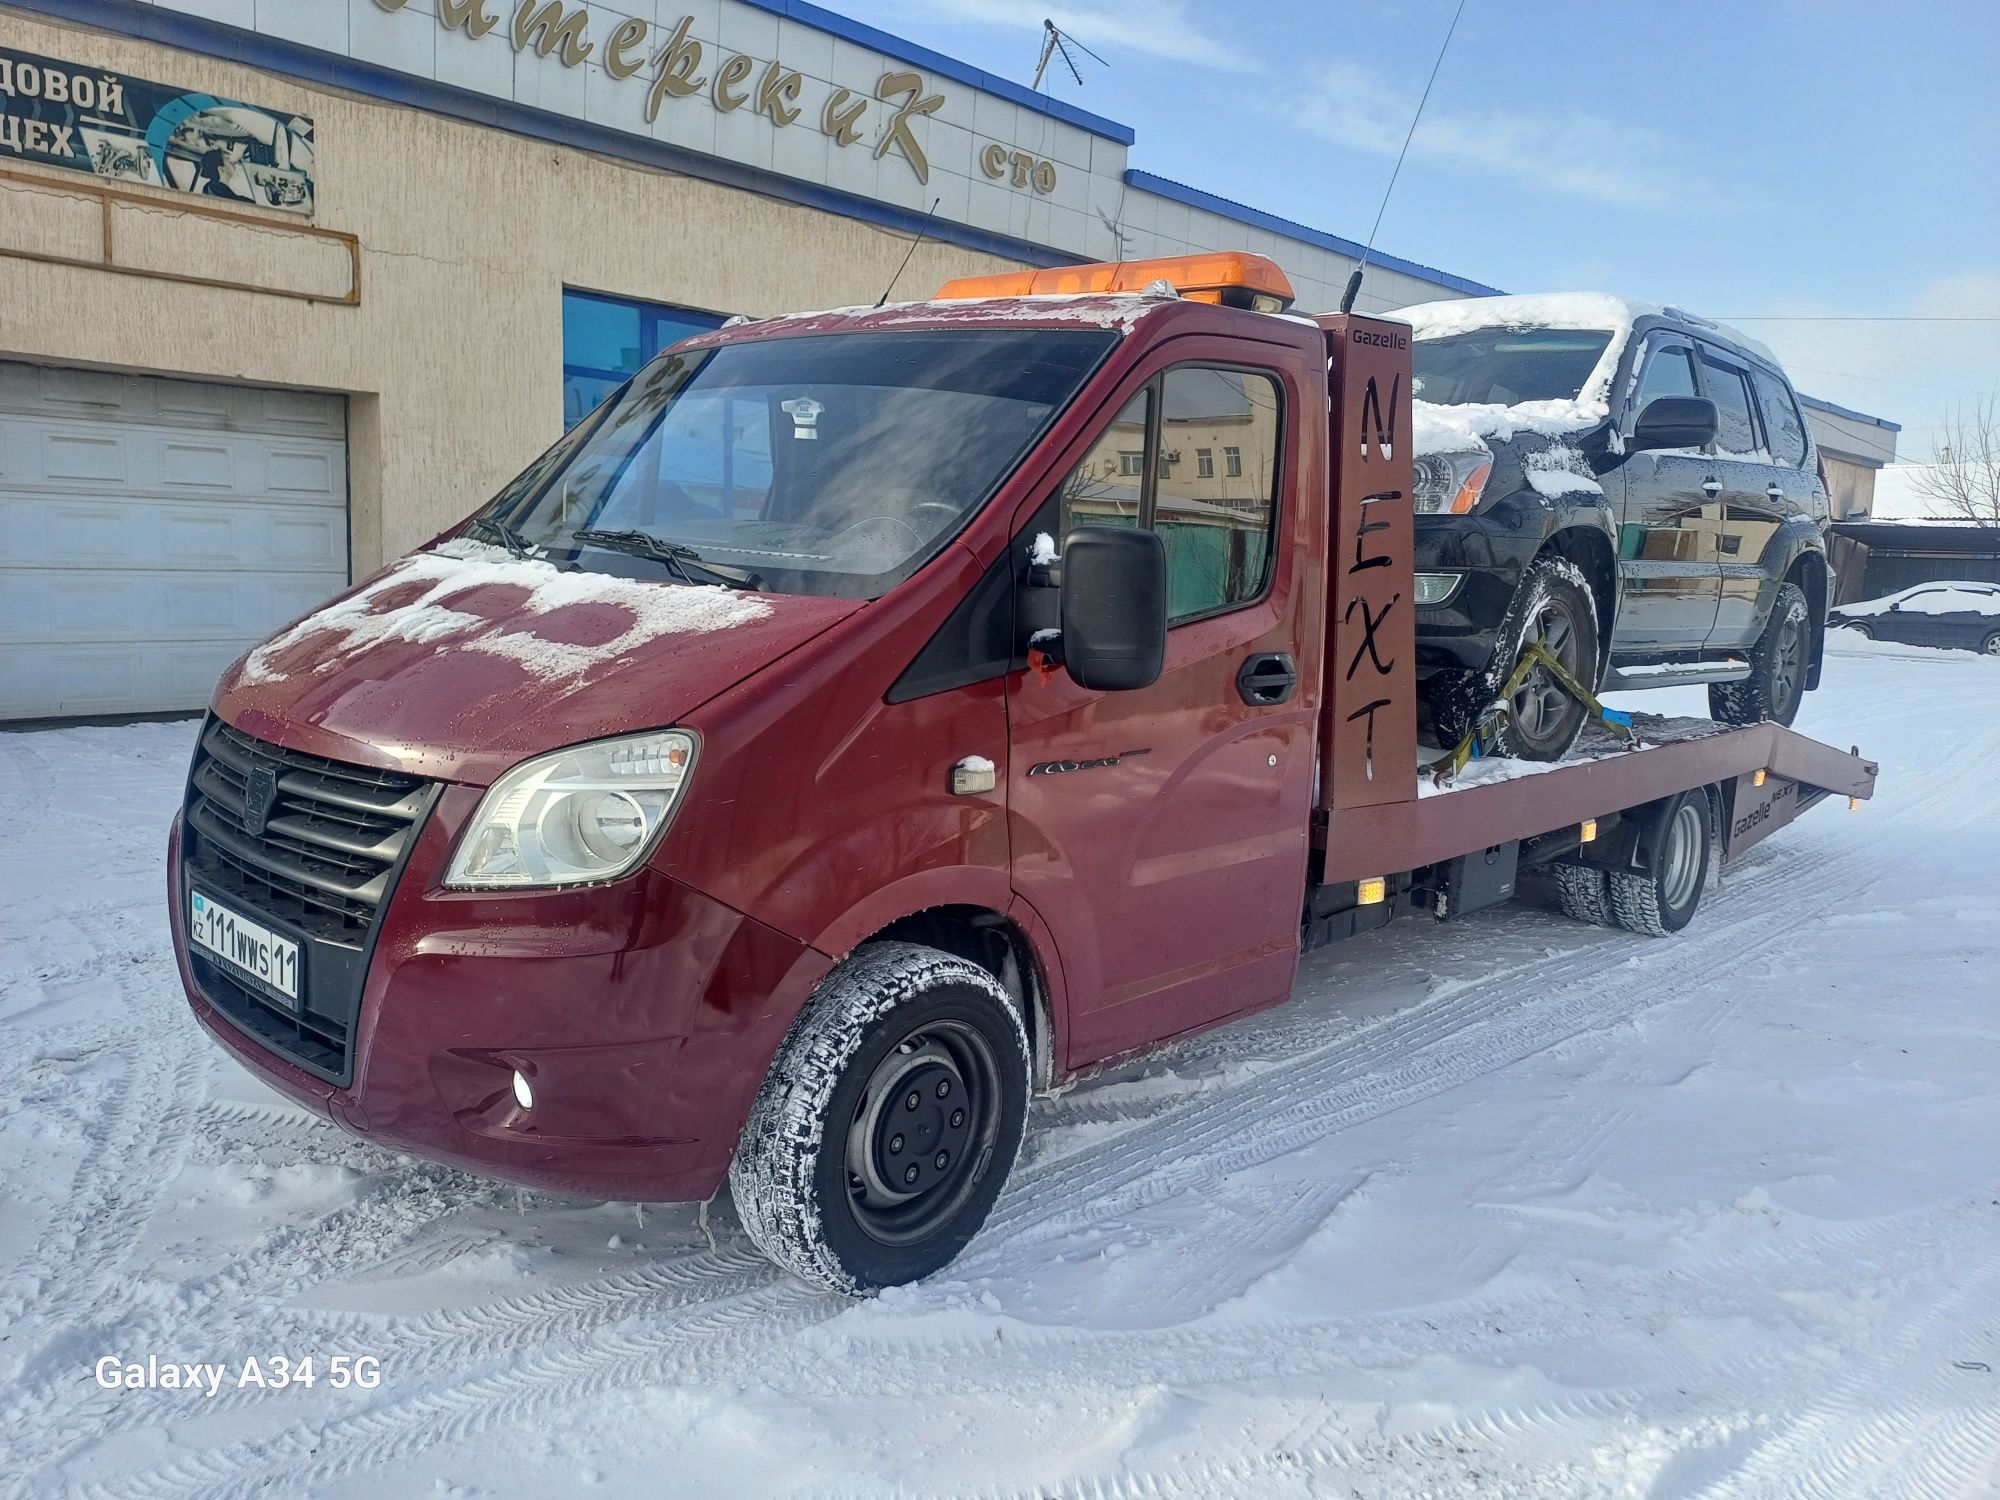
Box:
[729,942,1029,1294]
[1429,555,1601,762]
[1982,630,2000,657]
[1712,582,1810,727]
[1839,620,1874,640]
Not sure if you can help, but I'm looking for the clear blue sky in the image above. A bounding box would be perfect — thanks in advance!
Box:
[846,0,1999,461]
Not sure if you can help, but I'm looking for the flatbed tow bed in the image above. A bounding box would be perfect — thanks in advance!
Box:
[1301,308,1877,950]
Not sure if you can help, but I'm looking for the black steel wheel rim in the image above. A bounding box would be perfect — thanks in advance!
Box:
[844,1018,1001,1247]
[1511,594,1583,748]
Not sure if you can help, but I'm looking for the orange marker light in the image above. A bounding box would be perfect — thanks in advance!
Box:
[1753,769,1768,787]
[937,252,1296,313]
[1357,876,1386,906]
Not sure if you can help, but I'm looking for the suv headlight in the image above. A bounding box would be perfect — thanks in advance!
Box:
[1413,451,1493,515]
[445,729,697,889]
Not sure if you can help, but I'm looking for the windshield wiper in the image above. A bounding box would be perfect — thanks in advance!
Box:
[466,514,533,559]
[570,528,762,591]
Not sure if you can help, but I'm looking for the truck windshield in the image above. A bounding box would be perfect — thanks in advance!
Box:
[1411,329,1614,407]
[478,328,1115,599]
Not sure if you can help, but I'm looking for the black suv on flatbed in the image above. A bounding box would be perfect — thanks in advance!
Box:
[1399,293,1832,760]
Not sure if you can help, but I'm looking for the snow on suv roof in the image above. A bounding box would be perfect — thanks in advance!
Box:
[1396,292,1777,366]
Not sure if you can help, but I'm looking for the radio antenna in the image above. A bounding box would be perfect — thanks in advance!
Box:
[1033,19,1107,91]
[875,197,942,308]
[1339,0,1468,313]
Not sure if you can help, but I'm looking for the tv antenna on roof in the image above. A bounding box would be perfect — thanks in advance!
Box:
[1032,18,1107,91]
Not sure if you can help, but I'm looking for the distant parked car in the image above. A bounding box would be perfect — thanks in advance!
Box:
[1829,581,2000,654]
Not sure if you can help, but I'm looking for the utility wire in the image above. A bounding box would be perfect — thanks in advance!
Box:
[1338,0,1468,313]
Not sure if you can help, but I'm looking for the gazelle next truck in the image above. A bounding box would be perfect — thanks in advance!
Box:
[169,254,1877,1292]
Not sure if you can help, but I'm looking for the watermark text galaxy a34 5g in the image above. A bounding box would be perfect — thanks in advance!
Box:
[94,1354,382,1398]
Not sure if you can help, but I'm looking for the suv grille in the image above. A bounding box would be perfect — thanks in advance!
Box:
[181,719,436,1085]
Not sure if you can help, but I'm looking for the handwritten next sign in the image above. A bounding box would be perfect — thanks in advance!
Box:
[371,0,1057,194]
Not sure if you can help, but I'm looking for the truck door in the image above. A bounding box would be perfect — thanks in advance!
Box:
[1616,334,1722,651]
[1008,352,1317,1069]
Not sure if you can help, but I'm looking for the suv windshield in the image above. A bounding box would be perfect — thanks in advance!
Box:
[477,328,1114,599]
[1412,328,1614,407]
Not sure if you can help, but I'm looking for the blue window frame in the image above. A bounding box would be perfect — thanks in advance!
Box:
[562,288,725,429]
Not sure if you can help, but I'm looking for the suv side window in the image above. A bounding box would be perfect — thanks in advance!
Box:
[1699,352,1760,456]
[1633,338,1698,412]
[1155,367,1282,622]
[1751,369,1809,467]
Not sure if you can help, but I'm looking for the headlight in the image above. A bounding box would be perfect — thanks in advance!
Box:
[1413,450,1493,515]
[444,730,697,889]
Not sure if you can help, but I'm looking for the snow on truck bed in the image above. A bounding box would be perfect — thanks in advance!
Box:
[6,635,2000,1497]
[1419,711,1732,796]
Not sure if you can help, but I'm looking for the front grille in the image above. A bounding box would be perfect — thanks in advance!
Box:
[181,718,436,1085]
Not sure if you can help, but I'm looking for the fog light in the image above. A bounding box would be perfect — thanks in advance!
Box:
[1414,572,1460,607]
[1753,769,1768,787]
[1357,876,1386,906]
[1579,818,1597,843]
[512,1069,534,1110]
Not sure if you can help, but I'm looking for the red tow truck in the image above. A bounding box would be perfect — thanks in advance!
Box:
[169,253,1877,1293]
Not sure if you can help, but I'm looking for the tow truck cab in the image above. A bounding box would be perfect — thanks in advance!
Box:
[169,255,1874,1292]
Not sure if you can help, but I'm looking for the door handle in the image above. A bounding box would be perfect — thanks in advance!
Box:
[1701,478,1722,498]
[1766,484,1785,501]
[1237,652,1298,706]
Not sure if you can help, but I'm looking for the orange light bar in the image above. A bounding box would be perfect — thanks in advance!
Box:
[936,252,1296,312]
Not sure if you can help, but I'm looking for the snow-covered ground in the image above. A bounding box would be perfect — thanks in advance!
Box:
[4,636,1998,1498]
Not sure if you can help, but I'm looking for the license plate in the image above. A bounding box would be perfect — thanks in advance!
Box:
[189,889,301,1008]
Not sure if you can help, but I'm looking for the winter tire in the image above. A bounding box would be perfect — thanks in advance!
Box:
[729,941,1030,1294]
[1606,791,1712,937]
[1429,555,1600,762]
[1711,582,1810,727]
[1552,861,1612,927]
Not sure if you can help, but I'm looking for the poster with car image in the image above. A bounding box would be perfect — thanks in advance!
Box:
[0,44,313,213]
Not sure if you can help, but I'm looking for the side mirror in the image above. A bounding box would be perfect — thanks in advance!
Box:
[1060,526,1167,692]
[1630,395,1718,453]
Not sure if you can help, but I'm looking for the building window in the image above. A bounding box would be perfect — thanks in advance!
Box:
[1223,445,1242,477]
[1196,447,1214,477]
[1118,450,1145,476]
[562,288,725,429]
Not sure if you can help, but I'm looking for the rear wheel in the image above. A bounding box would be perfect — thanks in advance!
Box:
[729,942,1029,1294]
[1712,582,1810,727]
[1552,862,1612,927]
[1606,792,1712,936]
[1982,630,2000,656]
[1840,620,1874,639]
[1430,556,1600,762]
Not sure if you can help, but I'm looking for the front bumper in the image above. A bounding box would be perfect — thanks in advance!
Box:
[1411,514,1542,675]
[171,788,832,1202]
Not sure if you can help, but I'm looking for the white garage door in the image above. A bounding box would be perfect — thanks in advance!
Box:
[0,362,348,720]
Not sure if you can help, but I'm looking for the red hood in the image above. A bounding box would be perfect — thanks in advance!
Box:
[215,541,860,784]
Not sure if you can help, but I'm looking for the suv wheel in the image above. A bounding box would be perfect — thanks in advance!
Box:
[1430,556,1600,762]
[1711,582,1809,727]
[729,941,1029,1294]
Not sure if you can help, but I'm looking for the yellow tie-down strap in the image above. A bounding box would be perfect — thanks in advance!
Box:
[1433,641,1634,785]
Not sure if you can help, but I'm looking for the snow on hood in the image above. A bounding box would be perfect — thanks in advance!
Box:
[713,293,1168,338]
[240,538,773,687]
[218,538,858,783]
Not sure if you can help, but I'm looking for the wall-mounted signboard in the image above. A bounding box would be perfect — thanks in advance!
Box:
[0,45,315,213]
